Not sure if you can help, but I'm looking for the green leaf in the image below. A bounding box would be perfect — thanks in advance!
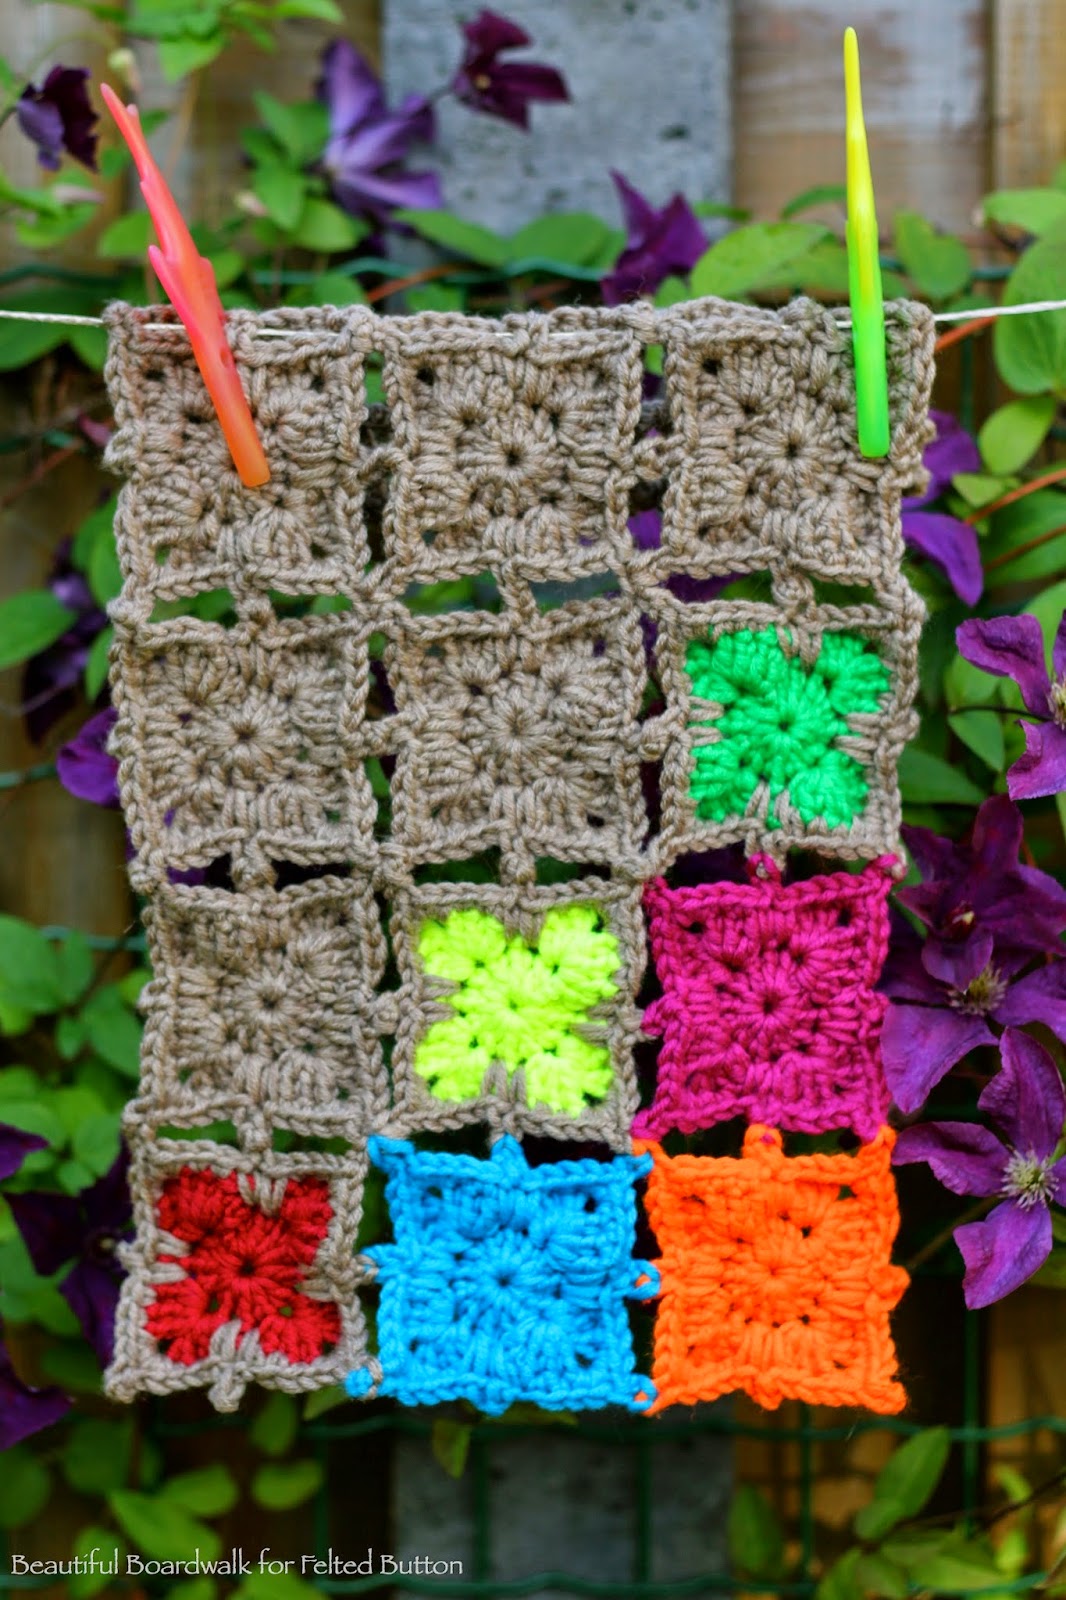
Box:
[161,1464,239,1518]
[17,203,100,251]
[167,1583,217,1600]
[431,1418,471,1479]
[0,915,65,1013]
[1027,579,1066,664]
[0,1446,50,1528]
[899,748,986,808]
[232,1573,321,1600]
[301,1383,348,1420]
[0,313,67,369]
[109,1492,221,1562]
[995,217,1066,393]
[780,183,847,218]
[275,0,343,15]
[984,489,1066,583]
[953,471,1017,510]
[690,222,830,300]
[949,710,1005,772]
[89,521,123,607]
[508,212,612,268]
[984,188,1066,236]
[98,211,152,259]
[249,1390,299,1456]
[85,625,114,701]
[979,396,1057,475]
[901,1538,1003,1592]
[157,32,225,80]
[893,211,972,300]
[55,931,94,1006]
[291,198,366,253]
[854,1553,910,1600]
[0,590,77,672]
[52,1085,106,1137]
[728,1483,785,1579]
[69,1528,126,1600]
[815,1549,863,1600]
[253,165,308,232]
[393,209,511,268]
[69,322,109,372]
[853,1427,951,1541]
[79,987,142,1078]
[72,1110,122,1175]
[63,1417,134,1495]
[252,94,329,167]
[1033,1241,1066,1287]
[251,1459,324,1511]
[285,272,366,308]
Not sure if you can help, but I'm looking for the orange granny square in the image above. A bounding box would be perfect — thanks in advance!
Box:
[635,1126,908,1413]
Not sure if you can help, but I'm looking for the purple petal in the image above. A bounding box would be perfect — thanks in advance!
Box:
[922,931,994,992]
[881,937,947,1004]
[970,794,1026,879]
[0,1123,48,1181]
[489,61,569,105]
[334,101,431,171]
[1008,720,1066,802]
[41,65,98,170]
[340,165,443,221]
[628,509,662,551]
[903,511,983,603]
[956,1198,1051,1309]
[0,1343,70,1449]
[7,1190,82,1276]
[1049,1155,1066,1206]
[60,1259,121,1367]
[317,39,384,141]
[56,706,119,808]
[979,1027,1066,1159]
[892,1120,1007,1196]
[16,94,64,167]
[611,170,659,240]
[996,962,1066,1040]
[956,615,1050,715]
[461,8,531,53]
[881,1002,995,1114]
[906,409,981,508]
[654,194,709,277]
[81,1147,130,1234]
[1053,611,1066,683]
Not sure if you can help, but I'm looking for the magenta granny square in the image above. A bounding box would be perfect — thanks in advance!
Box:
[633,856,894,1141]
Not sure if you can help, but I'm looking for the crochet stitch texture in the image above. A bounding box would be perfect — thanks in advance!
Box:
[635,1127,908,1413]
[348,1135,657,1414]
[100,294,934,1408]
[633,856,893,1140]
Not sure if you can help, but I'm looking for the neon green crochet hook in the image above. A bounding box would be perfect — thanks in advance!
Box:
[844,26,890,458]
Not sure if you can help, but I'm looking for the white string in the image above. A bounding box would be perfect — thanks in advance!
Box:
[2,297,1066,337]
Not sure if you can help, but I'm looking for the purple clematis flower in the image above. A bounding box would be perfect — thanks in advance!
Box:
[957,610,1066,800]
[22,556,108,744]
[56,705,119,808]
[318,40,441,222]
[0,1123,47,1180]
[893,1029,1066,1307]
[0,1334,71,1448]
[602,172,707,306]
[898,793,1066,966]
[451,10,569,130]
[8,1149,131,1367]
[902,410,983,603]
[881,911,1066,1112]
[17,65,98,171]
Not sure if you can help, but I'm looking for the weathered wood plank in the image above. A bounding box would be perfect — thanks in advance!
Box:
[734,1,990,233]
[993,0,1066,187]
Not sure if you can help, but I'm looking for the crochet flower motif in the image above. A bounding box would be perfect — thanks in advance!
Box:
[686,627,890,828]
[416,905,620,1113]
[146,1169,340,1367]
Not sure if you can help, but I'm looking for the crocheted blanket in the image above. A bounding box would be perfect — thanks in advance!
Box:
[101,295,934,1413]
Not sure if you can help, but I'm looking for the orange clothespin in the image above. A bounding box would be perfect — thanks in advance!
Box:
[100,83,270,488]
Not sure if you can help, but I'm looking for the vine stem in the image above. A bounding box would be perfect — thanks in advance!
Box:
[965,464,1066,526]
[0,762,57,790]
[934,314,997,353]
[984,518,1066,573]
[901,1195,993,1274]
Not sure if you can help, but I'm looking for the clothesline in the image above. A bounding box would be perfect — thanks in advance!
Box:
[1,297,1066,338]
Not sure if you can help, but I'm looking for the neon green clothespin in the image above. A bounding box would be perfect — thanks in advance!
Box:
[844,26,890,458]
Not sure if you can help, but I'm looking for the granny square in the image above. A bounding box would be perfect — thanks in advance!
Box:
[650,588,924,867]
[106,307,373,602]
[112,611,376,891]
[385,595,648,874]
[635,1126,908,1413]
[347,1135,657,1414]
[389,878,644,1147]
[107,1144,371,1412]
[140,876,389,1140]
[380,319,644,581]
[634,856,893,1140]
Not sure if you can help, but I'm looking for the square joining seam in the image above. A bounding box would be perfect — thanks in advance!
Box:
[100,296,935,1411]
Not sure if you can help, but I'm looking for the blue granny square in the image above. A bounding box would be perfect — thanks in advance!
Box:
[346,1134,657,1414]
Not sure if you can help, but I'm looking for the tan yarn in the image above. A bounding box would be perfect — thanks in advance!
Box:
[101,295,934,1408]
